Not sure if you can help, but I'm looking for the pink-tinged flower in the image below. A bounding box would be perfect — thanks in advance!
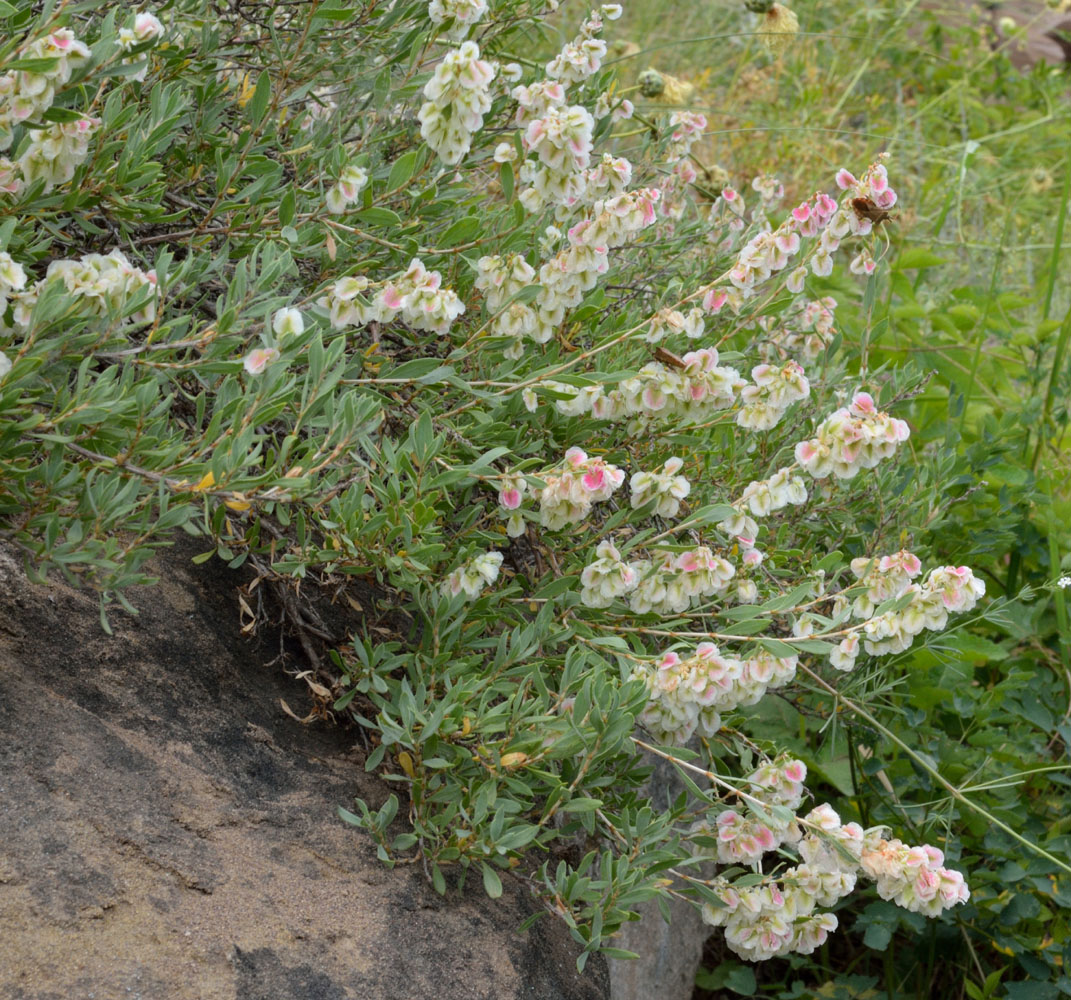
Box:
[835,168,857,190]
[796,440,819,463]
[792,202,812,223]
[874,188,897,209]
[581,467,606,491]
[381,286,402,310]
[243,347,279,374]
[499,487,522,509]
[677,551,700,572]
[775,230,800,254]
[783,760,806,782]
[703,288,728,313]
[742,548,763,567]
[851,391,876,414]
[814,192,838,222]
[565,446,588,468]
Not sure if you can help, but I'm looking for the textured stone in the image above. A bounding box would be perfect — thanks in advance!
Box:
[0,541,608,1000]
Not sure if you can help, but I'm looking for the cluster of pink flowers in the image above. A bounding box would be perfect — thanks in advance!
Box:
[848,549,923,617]
[521,188,659,348]
[6,249,157,332]
[17,115,101,193]
[544,6,621,86]
[0,29,90,152]
[795,391,910,480]
[475,253,541,358]
[418,41,497,165]
[442,550,504,601]
[510,7,631,214]
[325,163,369,214]
[117,11,166,81]
[704,758,809,865]
[548,346,745,428]
[823,551,985,668]
[629,456,691,517]
[736,360,810,431]
[757,295,837,362]
[638,643,798,744]
[319,258,464,336]
[628,545,736,616]
[579,540,637,608]
[706,157,898,304]
[645,306,705,343]
[659,111,707,218]
[534,446,625,530]
[860,835,970,916]
[701,794,968,961]
[857,563,986,658]
[428,0,488,30]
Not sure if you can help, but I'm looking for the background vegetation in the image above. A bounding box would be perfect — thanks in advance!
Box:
[0,1,1068,998]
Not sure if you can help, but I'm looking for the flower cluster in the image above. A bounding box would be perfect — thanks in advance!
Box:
[645,306,705,343]
[428,0,489,29]
[442,550,504,600]
[326,163,369,214]
[856,563,985,658]
[701,790,968,962]
[544,6,621,86]
[637,642,798,744]
[548,346,746,429]
[7,249,157,331]
[736,360,810,430]
[580,540,637,608]
[736,466,808,519]
[117,11,166,81]
[704,758,808,864]
[629,456,691,517]
[17,115,101,193]
[475,253,541,358]
[859,834,970,916]
[628,545,736,615]
[534,446,625,530]
[319,258,465,336]
[757,295,837,361]
[822,551,985,668]
[0,251,28,316]
[513,188,659,350]
[418,41,496,165]
[512,8,625,212]
[659,111,707,217]
[795,391,910,480]
[0,29,90,153]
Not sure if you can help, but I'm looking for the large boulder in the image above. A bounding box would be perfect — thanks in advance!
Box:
[0,542,608,1000]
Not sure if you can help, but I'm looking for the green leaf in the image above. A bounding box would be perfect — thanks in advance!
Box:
[388,150,419,191]
[439,216,480,247]
[481,862,503,899]
[356,207,403,227]
[248,70,271,124]
[897,248,947,270]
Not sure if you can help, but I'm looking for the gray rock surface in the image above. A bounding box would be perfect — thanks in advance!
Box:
[607,749,708,1000]
[0,542,608,1000]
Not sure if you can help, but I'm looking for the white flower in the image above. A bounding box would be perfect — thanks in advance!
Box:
[244,347,280,374]
[271,307,304,338]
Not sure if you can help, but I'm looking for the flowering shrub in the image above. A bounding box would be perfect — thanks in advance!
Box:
[1,0,1066,989]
